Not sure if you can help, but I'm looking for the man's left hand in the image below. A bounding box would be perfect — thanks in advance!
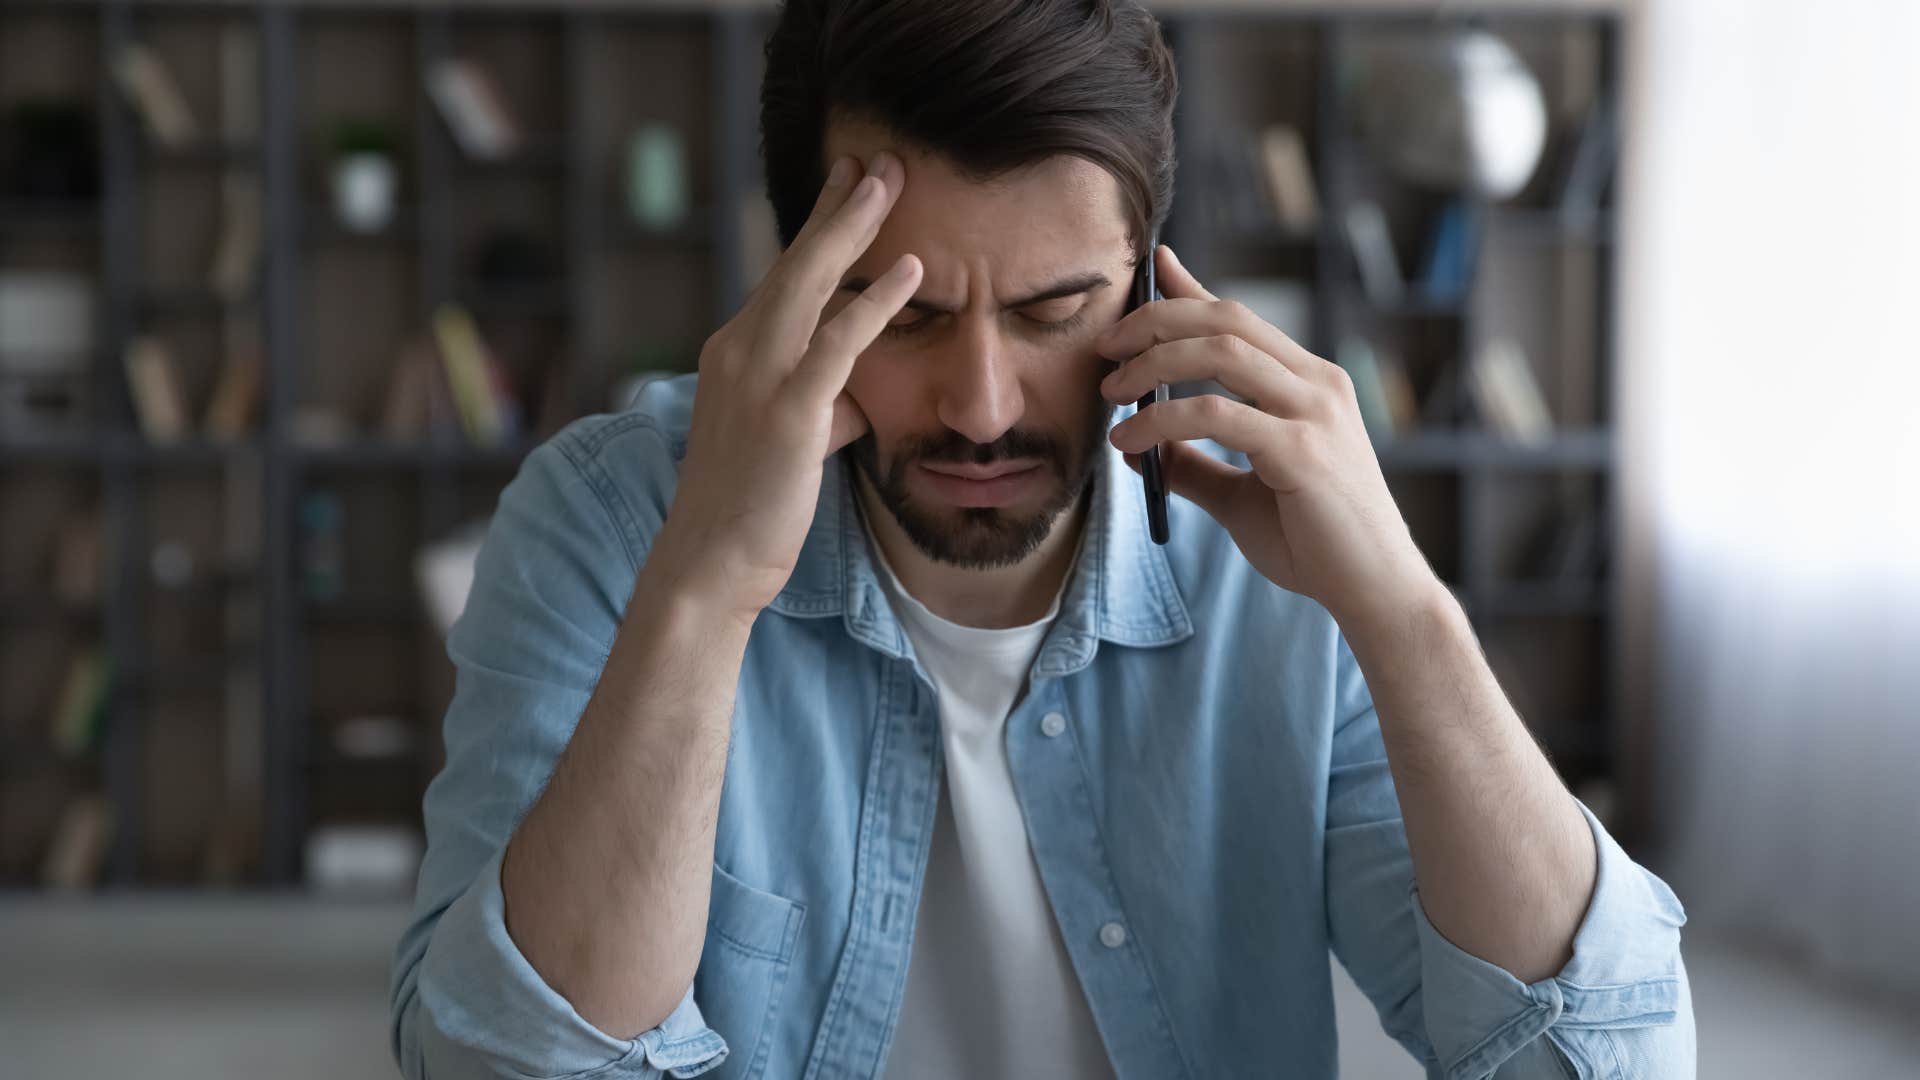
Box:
[1096,244,1445,628]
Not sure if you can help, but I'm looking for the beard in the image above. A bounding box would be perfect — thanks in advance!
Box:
[847,399,1115,570]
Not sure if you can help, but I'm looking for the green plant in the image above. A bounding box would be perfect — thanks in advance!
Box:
[328,118,398,160]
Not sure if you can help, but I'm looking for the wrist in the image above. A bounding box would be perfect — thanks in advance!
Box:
[1330,572,1460,653]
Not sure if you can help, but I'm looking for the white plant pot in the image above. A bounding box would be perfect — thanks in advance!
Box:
[332,152,397,233]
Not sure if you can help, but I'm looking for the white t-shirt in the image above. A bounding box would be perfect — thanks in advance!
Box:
[864,520,1113,1080]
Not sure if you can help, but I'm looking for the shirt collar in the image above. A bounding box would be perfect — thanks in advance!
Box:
[766,426,1194,674]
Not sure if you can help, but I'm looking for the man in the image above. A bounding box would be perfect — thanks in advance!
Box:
[390,2,1693,1077]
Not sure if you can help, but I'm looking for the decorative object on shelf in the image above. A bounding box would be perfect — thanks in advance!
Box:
[627,123,691,231]
[48,646,112,759]
[1346,26,1547,200]
[150,540,196,590]
[304,822,422,897]
[0,100,99,201]
[112,42,197,149]
[298,489,346,603]
[327,119,401,234]
[1342,199,1404,306]
[1416,197,1479,304]
[0,271,94,433]
[0,271,94,372]
[41,793,115,891]
[331,713,417,761]
[1255,124,1319,234]
[416,521,488,638]
[123,335,191,443]
[427,58,521,161]
[1468,338,1554,443]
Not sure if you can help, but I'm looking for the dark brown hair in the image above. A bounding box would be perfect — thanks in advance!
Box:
[760,0,1178,264]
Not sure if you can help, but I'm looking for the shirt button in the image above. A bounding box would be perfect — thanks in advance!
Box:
[1040,712,1067,738]
[1099,921,1127,949]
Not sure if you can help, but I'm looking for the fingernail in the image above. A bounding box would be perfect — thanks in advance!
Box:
[827,156,854,187]
[869,151,899,183]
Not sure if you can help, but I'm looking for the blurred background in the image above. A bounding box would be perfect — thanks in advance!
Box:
[0,0,1914,1077]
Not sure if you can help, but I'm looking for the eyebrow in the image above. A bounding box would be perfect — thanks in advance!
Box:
[836,271,1113,314]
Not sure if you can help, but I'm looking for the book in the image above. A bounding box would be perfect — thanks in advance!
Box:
[1376,350,1419,432]
[1469,339,1555,442]
[380,333,457,441]
[203,332,263,441]
[113,44,196,148]
[1343,200,1404,306]
[431,304,507,445]
[124,335,191,442]
[218,24,260,142]
[1418,199,1476,303]
[208,183,261,301]
[42,794,116,890]
[1557,97,1617,227]
[48,647,112,757]
[427,59,521,161]
[52,508,104,603]
[1336,336,1398,440]
[1256,125,1319,234]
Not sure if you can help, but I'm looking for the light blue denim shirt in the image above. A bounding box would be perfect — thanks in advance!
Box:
[391,373,1693,1080]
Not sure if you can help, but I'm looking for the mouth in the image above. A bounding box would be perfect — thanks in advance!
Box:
[916,461,1044,508]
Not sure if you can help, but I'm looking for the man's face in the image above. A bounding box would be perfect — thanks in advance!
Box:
[822,119,1134,569]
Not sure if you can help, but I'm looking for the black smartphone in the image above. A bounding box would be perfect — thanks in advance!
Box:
[1128,247,1171,545]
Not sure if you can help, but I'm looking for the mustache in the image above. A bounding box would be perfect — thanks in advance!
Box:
[899,429,1062,467]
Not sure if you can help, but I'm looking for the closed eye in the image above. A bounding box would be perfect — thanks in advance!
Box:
[879,308,1090,340]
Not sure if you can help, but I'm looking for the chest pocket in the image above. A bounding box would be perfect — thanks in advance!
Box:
[694,862,806,1079]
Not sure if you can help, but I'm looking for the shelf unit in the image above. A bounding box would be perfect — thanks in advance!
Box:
[0,1,1624,891]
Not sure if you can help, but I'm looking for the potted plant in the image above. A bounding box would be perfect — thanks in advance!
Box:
[328,119,400,233]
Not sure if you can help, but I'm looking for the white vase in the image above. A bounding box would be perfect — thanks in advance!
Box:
[333,152,397,233]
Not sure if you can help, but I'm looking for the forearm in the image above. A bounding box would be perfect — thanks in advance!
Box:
[1335,585,1597,984]
[500,567,753,1039]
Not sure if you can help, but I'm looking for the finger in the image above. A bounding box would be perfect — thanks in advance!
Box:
[1109,394,1305,493]
[791,252,923,403]
[787,155,865,252]
[1094,272,1322,383]
[1101,333,1315,418]
[1123,439,1250,523]
[828,388,872,457]
[760,153,905,347]
[1155,243,1217,302]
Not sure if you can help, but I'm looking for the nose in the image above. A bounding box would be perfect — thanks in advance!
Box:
[933,319,1024,448]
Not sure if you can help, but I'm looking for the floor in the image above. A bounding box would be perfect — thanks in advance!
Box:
[2,898,1916,1079]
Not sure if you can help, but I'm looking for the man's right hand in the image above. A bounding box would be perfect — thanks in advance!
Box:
[643,152,920,626]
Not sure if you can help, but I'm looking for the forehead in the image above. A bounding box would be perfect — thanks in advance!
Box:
[823,116,1132,284]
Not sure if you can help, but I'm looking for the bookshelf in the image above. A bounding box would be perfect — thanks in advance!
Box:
[0,1,1625,891]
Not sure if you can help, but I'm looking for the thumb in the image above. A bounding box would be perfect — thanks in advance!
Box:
[1154,244,1217,302]
[828,390,871,457]
[1122,439,1244,522]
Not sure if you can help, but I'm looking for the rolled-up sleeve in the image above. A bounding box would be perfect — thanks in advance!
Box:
[410,845,728,1078]
[388,420,729,1079]
[1325,634,1694,1080]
